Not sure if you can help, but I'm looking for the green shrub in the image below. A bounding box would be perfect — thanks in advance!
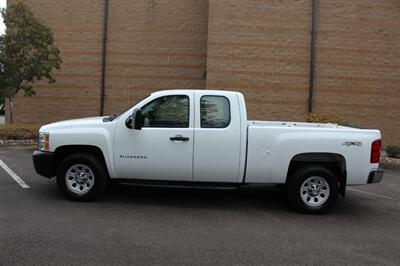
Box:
[305,113,348,126]
[0,124,39,140]
[386,145,400,158]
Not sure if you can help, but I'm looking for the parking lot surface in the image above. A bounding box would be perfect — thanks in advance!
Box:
[1,147,400,265]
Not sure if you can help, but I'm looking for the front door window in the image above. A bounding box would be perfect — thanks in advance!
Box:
[141,95,189,128]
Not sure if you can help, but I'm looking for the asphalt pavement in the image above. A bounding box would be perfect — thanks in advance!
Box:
[1,147,400,265]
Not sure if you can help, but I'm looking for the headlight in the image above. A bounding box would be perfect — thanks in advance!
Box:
[38,132,50,151]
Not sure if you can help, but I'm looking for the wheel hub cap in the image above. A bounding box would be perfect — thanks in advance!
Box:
[300,176,330,207]
[65,164,95,194]
[76,172,87,183]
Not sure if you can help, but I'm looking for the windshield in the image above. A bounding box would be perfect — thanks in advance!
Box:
[103,94,150,122]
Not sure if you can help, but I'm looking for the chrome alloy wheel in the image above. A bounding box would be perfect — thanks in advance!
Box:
[65,164,95,194]
[300,176,330,207]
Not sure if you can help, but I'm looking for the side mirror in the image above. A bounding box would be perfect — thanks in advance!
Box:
[126,108,144,130]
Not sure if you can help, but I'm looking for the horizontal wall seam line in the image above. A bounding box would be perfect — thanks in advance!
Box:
[61,62,205,69]
[207,42,399,55]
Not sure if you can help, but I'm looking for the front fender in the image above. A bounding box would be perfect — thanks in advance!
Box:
[49,128,118,178]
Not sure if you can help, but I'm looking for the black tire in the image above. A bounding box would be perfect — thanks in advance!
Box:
[287,165,338,214]
[56,153,108,201]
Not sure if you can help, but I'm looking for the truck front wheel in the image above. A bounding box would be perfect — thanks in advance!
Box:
[287,165,338,214]
[56,153,108,201]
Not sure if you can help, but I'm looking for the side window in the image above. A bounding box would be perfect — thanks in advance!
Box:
[141,95,189,128]
[200,96,230,128]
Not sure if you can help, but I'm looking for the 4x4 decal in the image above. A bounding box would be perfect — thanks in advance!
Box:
[342,141,362,147]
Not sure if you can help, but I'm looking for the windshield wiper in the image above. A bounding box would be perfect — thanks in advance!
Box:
[103,113,121,122]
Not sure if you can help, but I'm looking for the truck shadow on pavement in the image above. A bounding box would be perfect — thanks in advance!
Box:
[103,183,290,212]
[92,182,372,216]
[36,180,377,217]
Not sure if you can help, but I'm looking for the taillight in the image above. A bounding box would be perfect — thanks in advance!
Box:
[370,139,382,163]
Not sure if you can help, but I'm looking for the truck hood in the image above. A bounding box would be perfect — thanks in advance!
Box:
[40,116,107,131]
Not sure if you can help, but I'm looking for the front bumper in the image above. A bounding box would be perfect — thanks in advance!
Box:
[32,151,56,178]
[367,169,384,184]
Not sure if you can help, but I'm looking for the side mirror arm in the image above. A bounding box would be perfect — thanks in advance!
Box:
[125,116,133,129]
[126,108,143,130]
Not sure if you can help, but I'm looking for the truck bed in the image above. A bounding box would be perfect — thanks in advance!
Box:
[248,120,346,129]
[244,120,380,185]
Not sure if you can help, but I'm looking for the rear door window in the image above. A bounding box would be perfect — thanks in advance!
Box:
[200,96,230,128]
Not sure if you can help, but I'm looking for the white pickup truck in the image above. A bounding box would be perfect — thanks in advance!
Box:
[33,90,384,213]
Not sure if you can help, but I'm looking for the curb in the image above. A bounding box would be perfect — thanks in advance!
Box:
[0,139,37,146]
[381,156,400,170]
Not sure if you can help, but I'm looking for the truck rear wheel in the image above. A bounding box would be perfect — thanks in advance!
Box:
[56,153,108,201]
[287,165,338,214]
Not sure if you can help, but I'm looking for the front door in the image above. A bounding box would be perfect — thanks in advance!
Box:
[114,93,194,181]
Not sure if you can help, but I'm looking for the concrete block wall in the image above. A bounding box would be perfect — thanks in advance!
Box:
[314,0,400,145]
[6,0,400,144]
[7,0,104,122]
[206,0,312,121]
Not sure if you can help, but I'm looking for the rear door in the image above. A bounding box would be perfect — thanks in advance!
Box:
[193,91,242,183]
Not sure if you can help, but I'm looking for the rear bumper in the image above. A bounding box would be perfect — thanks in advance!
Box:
[367,169,384,184]
[32,151,56,178]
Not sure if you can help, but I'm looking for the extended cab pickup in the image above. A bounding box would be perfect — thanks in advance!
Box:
[33,90,384,213]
